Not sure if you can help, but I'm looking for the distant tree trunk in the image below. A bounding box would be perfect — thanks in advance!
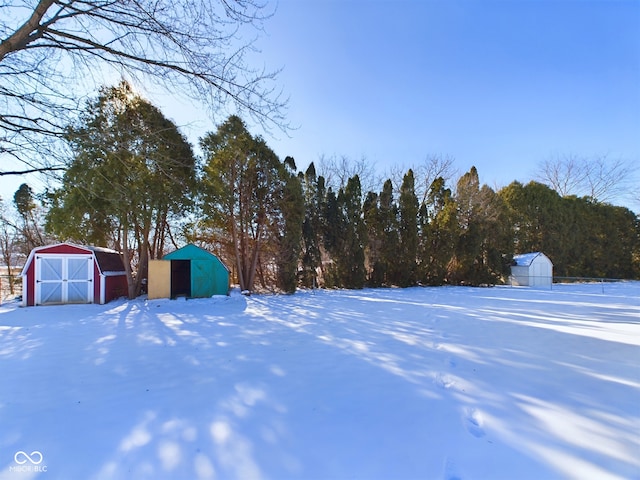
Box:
[246,220,265,291]
[230,214,246,291]
[135,222,151,296]
[0,231,15,294]
[120,223,136,300]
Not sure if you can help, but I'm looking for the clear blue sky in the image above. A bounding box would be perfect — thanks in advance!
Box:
[230,0,638,207]
[2,0,639,209]
[252,0,640,190]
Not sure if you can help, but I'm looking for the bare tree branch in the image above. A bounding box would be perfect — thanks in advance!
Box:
[0,0,56,59]
[1,0,287,174]
[536,153,637,204]
[0,166,66,176]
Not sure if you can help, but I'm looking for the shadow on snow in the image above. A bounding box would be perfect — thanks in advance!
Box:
[0,284,638,480]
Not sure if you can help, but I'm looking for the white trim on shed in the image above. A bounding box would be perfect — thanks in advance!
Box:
[34,253,94,305]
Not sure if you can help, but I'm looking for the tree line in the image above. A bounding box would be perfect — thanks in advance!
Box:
[1,83,639,297]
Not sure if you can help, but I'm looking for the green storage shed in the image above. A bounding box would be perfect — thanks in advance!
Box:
[148,244,229,299]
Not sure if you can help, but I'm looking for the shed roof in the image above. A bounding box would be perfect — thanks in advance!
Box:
[512,252,550,267]
[22,242,126,275]
[163,244,229,271]
[89,247,126,274]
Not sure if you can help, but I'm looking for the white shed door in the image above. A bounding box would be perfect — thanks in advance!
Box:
[36,255,93,305]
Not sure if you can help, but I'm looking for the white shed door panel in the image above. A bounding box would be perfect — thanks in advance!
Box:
[38,257,64,304]
[36,255,93,305]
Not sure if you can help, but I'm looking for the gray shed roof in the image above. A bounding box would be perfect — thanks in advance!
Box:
[512,252,548,267]
[90,248,126,274]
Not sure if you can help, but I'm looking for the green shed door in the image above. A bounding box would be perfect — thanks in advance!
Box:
[191,259,215,298]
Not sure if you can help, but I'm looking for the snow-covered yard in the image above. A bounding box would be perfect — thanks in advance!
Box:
[1,283,639,480]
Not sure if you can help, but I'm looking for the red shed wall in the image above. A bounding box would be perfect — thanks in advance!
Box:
[104,275,128,303]
[25,259,35,306]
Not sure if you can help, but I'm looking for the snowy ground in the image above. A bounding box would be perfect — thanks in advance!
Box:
[0,282,639,480]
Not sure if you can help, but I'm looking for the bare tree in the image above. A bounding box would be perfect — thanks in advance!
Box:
[582,155,638,204]
[0,198,19,294]
[317,154,381,198]
[387,154,458,204]
[1,0,286,175]
[537,154,584,197]
[537,153,637,204]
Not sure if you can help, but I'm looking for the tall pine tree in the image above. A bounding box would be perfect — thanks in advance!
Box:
[336,175,367,288]
[378,179,399,285]
[363,191,383,286]
[274,157,304,293]
[397,169,419,286]
[450,167,509,285]
[300,163,326,288]
[322,187,342,287]
[421,177,458,285]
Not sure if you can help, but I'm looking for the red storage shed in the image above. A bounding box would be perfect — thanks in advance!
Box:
[21,243,128,306]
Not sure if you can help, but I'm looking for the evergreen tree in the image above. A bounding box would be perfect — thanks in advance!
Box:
[450,167,509,285]
[448,168,480,284]
[421,177,458,285]
[378,179,399,285]
[13,183,45,254]
[274,157,304,293]
[416,201,430,283]
[552,196,637,279]
[604,205,640,279]
[335,175,367,288]
[475,185,513,283]
[200,116,291,293]
[363,191,383,286]
[499,181,639,280]
[300,163,325,288]
[46,82,196,298]
[322,187,342,287]
[397,169,419,286]
[499,181,567,275]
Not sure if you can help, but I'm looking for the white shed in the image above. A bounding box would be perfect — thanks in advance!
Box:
[511,252,553,287]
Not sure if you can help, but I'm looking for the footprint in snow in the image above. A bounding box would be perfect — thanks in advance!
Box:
[435,372,455,389]
[464,407,485,438]
[442,457,462,480]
